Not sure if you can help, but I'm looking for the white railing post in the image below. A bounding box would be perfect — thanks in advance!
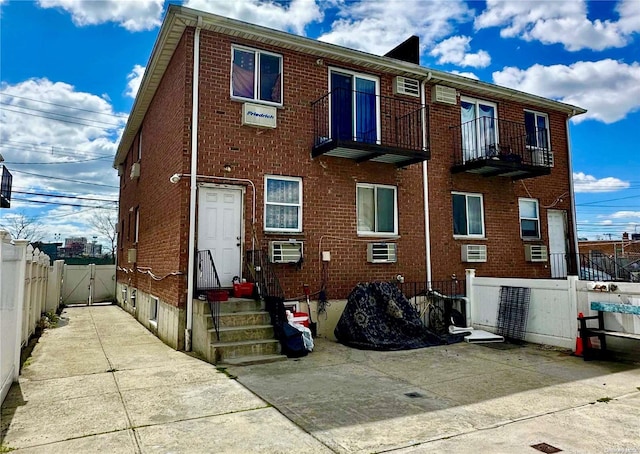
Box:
[23,245,34,344]
[465,268,476,326]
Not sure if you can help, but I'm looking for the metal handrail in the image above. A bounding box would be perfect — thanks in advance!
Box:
[195,249,222,341]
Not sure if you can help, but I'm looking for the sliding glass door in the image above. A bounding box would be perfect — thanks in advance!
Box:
[330,71,379,144]
[460,97,498,162]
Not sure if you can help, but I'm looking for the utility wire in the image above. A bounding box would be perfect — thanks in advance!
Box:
[12,190,118,203]
[11,169,119,188]
[1,139,113,158]
[11,197,117,209]
[0,93,127,119]
[0,106,122,129]
[5,156,111,165]
[0,103,122,127]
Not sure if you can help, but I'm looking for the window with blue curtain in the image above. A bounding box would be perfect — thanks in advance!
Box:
[331,71,378,143]
[357,184,397,235]
[265,176,302,232]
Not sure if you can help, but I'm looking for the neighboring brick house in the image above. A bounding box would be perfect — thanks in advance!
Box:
[113,5,585,349]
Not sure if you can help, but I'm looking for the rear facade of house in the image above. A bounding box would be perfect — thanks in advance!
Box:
[114,5,584,350]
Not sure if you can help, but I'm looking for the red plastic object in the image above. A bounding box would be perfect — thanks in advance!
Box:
[207,290,229,302]
[292,312,309,328]
[233,282,254,298]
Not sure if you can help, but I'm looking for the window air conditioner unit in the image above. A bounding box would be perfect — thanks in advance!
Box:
[393,76,420,98]
[432,85,457,105]
[367,243,397,263]
[127,248,137,264]
[461,244,487,263]
[269,240,303,264]
[525,244,548,262]
[130,162,140,180]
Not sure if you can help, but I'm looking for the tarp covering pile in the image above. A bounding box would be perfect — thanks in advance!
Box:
[334,282,450,350]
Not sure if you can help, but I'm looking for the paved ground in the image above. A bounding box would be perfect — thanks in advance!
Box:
[2,304,640,453]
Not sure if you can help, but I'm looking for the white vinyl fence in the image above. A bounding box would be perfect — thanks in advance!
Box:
[0,230,55,404]
[466,269,640,350]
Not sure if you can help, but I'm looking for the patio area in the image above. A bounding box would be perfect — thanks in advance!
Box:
[225,337,640,453]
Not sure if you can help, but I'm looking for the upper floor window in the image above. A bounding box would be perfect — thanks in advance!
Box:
[231,46,282,105]
[357,183,397,235]
[524,110,549,150]
[460,97,498,162]
[330,69,380,144]
[519,198,540,239]
[264,176,302,232]
[452,192,484,237]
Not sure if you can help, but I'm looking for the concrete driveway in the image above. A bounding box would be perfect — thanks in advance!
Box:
[2,304,639,453]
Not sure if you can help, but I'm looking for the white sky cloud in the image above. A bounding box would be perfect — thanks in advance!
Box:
[573,172,630,193]
[317,0,474,56]
[449,70,480,80]
[610,211,640,219]
[475,0,640,51]
[125,65,145,99]
[493,59,640,124]
[0,78,123,243]
[183,0,322,35]
[430,36,490,68]
[37,0,164,31]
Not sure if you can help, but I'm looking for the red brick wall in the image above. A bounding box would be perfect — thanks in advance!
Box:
[117,31,193,308]
[119,25,578,304]
[426,86,574,280]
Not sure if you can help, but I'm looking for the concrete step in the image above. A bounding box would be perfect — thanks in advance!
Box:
[210,324,274,343]
[211,339,280,362]
[219,298,263,314]
[217,311,271,328]
[220,354,287,366]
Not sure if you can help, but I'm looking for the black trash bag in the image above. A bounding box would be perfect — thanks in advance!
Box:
[334,282,446,351]
[279,321,308,358]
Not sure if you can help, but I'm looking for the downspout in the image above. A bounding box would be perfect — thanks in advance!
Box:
[566,110,579,275]
[185,17,202,351]
[421,79,432,284]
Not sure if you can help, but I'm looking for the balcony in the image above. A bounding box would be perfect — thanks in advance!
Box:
[450,117,552,180]
[312,87,429,168]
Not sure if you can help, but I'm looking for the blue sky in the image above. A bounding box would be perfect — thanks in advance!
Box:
[1,0,639,248]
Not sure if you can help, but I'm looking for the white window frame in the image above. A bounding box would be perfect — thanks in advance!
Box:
[519,198,541,240]
[230,45,283,106]
[134,207,140,244]
[452,191,485,238]
[150,296,159,325]
[356,183,398,236]
[524,110,550,150]
[137,130,142,162]
[328,67,381,144]
[264,175,303,233]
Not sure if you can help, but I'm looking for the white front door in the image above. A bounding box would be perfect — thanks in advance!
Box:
[197,186,243,287]
[547,210,567,278]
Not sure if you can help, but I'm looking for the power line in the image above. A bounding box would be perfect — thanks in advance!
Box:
[11,196,117,209]
[0,106,122,129]
[0,93,127,119]
[1,139,114,158]
[11,169,119,188]
[5,156,111,165]
[0,103,122,127]
[12,190,118,203]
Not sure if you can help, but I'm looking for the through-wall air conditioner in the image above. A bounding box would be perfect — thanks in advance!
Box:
[269,240,303,264]
[393,76,420,98]
[367,243,397,263]
[130,162,140,180]
[525,244,548,262]
[461,244,487,263]
[432,85,457,105]
[127,248,137,264]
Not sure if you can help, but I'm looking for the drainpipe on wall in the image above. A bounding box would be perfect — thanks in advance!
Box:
[421,79,432,284]
[566,111,579,275]
[185,17,202,352]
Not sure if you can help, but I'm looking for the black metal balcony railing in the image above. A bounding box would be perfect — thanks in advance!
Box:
[195,250,222,341]
[549,252,638,282]
[451,117,551,179]
[312,87,429,167]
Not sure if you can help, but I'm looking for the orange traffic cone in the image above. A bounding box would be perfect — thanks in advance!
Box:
[575,312,592,357]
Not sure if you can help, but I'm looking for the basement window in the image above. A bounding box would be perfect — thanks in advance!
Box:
[150,296,158,325]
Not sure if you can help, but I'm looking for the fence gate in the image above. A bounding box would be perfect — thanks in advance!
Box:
[62,264,116,305]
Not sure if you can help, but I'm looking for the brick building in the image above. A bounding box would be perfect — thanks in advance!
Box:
[114,5,585,350]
